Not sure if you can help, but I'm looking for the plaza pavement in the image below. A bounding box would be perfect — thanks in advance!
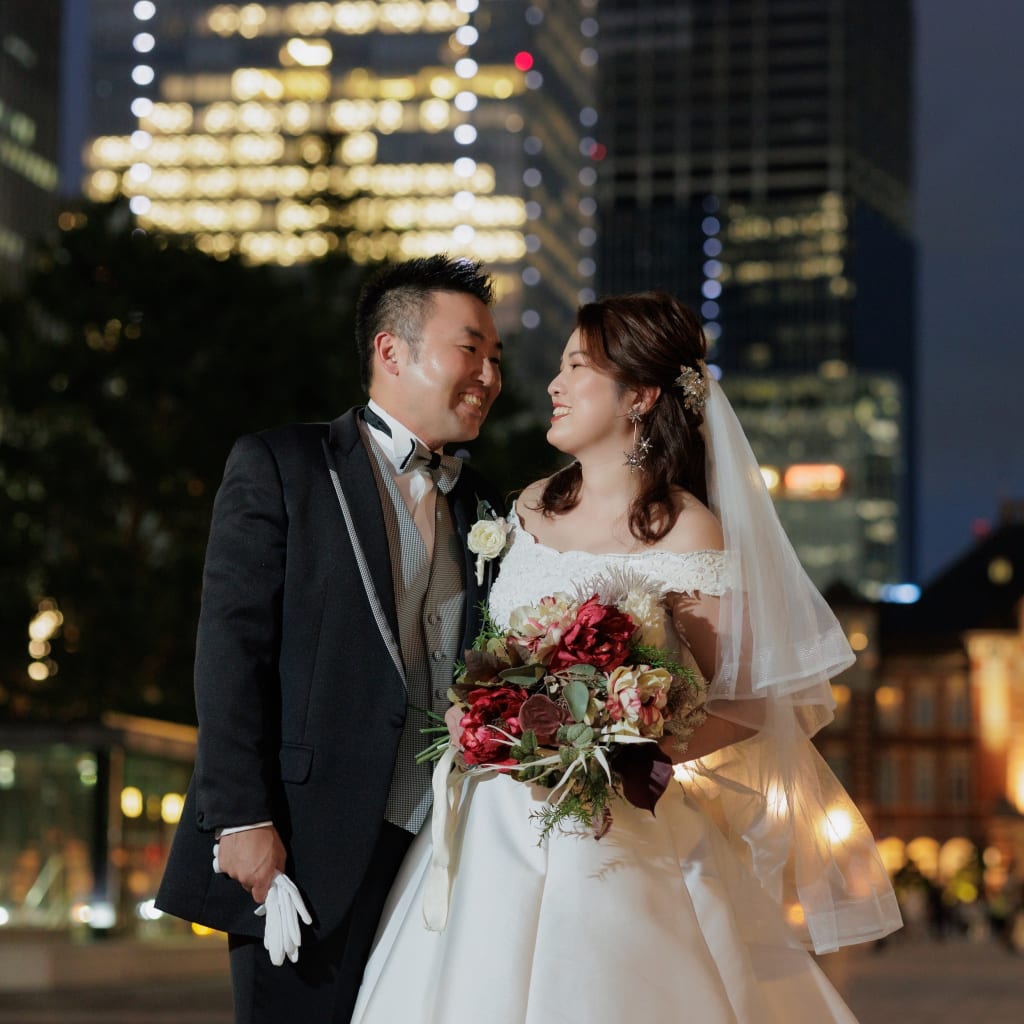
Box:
[821,934,1024,1024]
[0,934,1019,1022]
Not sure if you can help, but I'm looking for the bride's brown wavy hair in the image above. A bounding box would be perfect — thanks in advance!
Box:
[536,291,709,544]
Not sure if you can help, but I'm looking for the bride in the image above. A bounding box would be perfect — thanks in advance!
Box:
[352,291,901,1023]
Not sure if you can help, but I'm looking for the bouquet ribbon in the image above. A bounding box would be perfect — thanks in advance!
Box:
[423,746,467,931]
[422,735,627,931]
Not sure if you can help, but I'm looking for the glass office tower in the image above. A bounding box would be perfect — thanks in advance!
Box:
[0,2,62,292]
[82,0,597,385]
[595,0,915,594]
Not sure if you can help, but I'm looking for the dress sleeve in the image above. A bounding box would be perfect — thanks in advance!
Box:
[647,549,732,598]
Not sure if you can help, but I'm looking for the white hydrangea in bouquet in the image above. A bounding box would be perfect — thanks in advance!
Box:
[420,569,707,840]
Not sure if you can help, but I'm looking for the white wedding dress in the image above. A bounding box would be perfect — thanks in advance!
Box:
[351,520,863,1024]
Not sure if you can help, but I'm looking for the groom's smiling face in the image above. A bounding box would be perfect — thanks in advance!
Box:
[373,290,502,450]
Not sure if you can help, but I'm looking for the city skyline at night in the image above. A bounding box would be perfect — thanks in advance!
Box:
[1,0,1024,955]
[2,0,1021,583]
[75,0,598,393]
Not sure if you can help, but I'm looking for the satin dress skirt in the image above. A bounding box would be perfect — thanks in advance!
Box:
[352,774,858,1024]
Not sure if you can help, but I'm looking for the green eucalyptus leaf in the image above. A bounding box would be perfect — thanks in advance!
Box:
[573,726,595,748]
[499,664,546,685]
[562,663,600,682]
[564,679,591,722]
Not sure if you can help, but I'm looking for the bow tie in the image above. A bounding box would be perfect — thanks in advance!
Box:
[363,407,462,495]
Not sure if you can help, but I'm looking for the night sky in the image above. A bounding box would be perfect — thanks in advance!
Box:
[914,0,1024,582]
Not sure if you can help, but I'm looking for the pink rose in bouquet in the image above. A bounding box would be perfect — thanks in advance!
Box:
[605,665,673,738]
[507,594,577,664]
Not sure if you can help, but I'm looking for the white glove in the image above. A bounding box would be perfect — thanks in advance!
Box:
[254,873,313,966]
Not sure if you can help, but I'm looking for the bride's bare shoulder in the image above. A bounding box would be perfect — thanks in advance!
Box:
[661,492,724,554]
[514,478,552,531]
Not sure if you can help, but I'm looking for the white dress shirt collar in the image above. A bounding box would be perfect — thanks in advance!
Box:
[364,399,437,473]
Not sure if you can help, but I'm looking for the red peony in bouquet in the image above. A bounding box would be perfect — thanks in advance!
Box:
[420,570,707,840]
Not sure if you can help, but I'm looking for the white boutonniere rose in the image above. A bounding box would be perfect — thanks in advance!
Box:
[466,501,511,584]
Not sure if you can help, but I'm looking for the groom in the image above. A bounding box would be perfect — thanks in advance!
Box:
[156,255,504,1022]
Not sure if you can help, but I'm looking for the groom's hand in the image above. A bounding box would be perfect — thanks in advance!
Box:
[217,826,287,904]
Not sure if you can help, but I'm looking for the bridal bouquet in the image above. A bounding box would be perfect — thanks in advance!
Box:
[420,570,707,840]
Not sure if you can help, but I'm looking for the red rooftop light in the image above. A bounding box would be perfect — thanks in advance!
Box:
[514,51,534,71]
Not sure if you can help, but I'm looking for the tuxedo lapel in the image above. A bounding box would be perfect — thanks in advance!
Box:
[323,410,401,654]
[448,478,484,651]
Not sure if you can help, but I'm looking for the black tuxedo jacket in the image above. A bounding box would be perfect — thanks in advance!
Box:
[156,409,504,938]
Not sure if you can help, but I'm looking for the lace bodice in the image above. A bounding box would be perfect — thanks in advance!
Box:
[488,510,730,629]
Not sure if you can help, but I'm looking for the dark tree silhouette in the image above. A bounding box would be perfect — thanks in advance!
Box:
[0,201,551,724]
[0,201,371,722]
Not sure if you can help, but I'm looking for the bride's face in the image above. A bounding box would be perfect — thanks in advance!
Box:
[546,330,635,458]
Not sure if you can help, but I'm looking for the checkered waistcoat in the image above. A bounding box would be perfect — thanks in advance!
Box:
[365,437,465,833]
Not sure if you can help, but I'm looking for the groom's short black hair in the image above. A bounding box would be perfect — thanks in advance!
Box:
[355,254,495,391]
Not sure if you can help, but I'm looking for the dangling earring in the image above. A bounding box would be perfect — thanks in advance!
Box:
[624,406,651,472]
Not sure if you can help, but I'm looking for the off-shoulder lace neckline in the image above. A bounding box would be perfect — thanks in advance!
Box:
[511,502,724,563]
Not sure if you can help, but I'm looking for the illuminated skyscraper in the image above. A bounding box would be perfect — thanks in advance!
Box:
[0,3,62,292]
[594,0,915,595]
[80,0,597,385]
